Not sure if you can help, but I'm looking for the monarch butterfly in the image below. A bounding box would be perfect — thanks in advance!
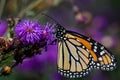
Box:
[41,13,117,78]
[54,24,117,78]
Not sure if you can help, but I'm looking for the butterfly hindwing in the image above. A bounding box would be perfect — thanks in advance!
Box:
[57,33,93,78]
[88,39,117,70]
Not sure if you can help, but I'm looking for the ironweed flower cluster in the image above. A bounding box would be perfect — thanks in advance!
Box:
[0,18,55,76]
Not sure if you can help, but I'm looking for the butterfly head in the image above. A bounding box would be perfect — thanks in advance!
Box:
[55,24,66,41]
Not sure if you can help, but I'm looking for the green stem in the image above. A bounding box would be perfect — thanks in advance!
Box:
[0,0,6,18]
[18,0,43,17]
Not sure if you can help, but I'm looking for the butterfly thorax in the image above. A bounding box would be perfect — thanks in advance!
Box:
[56,24,66,41]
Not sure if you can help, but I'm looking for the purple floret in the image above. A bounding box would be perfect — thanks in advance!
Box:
[43,23,56,44]
[14,20,43,45]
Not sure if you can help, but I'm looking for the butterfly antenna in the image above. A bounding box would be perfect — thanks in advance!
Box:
[41,13,59,24]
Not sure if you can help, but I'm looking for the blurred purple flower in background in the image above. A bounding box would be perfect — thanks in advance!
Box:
[14,20,43,45]
[17,44,63,80]
[85,16,108,41]
[86,16,117,48]
[85,16,108,40]
[75,11,92,24]
[0,20,8,36]
[90,16,108,30]
[101,35,118,48]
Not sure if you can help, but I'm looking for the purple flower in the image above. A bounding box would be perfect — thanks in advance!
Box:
[43,23,55,44]
[14,20,43,45]
[87,16,108,32]
[0,20,8,36]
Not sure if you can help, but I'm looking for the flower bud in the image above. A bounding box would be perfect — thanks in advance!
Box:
[2,66,11,75]
[0,37,10,53]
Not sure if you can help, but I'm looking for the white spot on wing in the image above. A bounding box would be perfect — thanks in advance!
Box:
[82,46,85,48]
[101,46,104,50]
[93,49,97,52]
[94,46,97,49]
[98,57,102,61]
[97,63,100,66]
[100,51,105,55]
[90,43,93,45]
